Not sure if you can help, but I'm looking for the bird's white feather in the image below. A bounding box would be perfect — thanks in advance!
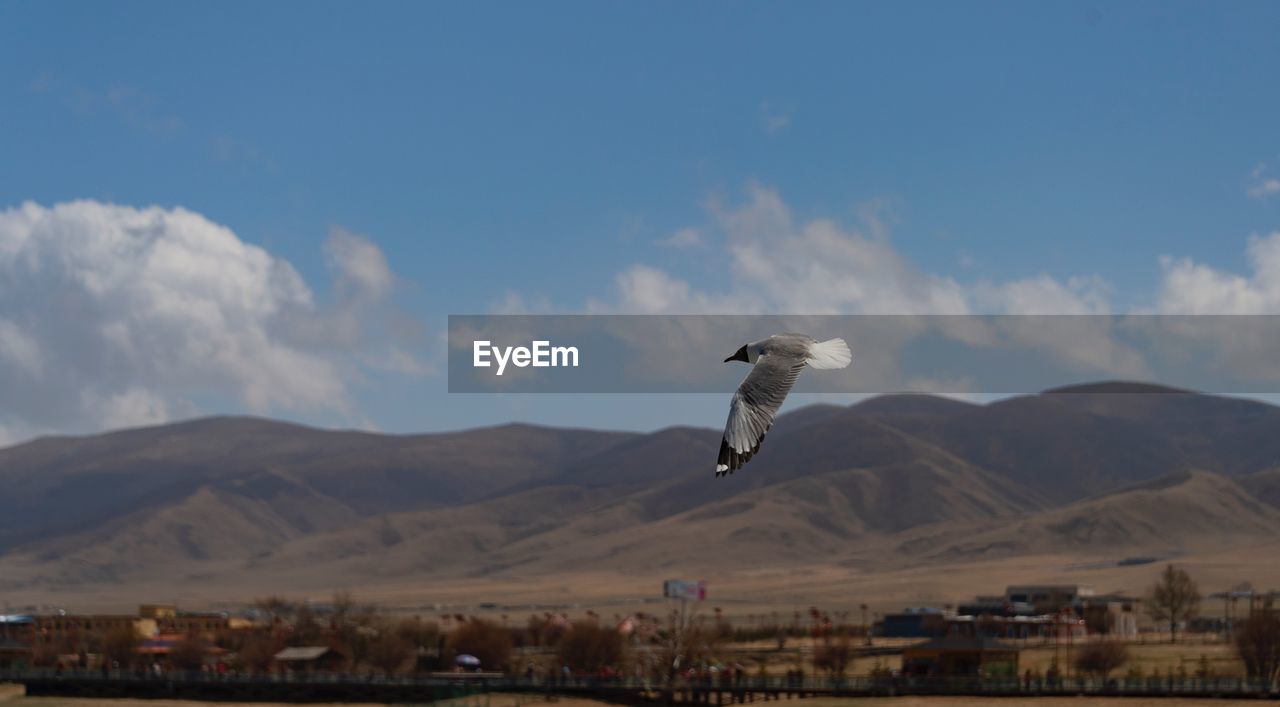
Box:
[805,337,851,369]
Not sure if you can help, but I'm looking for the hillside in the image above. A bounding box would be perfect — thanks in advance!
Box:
[897,470,1280,561]
[3,382,1280,603]
[0,417,635,552]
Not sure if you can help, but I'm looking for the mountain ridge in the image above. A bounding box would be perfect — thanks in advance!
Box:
[3,383,1280,600]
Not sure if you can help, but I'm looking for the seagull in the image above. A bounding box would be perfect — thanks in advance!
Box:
[716,333,852,476]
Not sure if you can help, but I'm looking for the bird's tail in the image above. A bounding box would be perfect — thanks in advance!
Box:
[806,338,852,369]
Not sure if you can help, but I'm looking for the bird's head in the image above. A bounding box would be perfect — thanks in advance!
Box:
[723,344,751,364]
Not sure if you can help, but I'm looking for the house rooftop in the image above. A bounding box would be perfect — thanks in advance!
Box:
[274,646,338,661]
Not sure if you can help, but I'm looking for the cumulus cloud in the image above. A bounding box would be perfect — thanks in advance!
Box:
[326,226,395,302]
[592,265,748,314]
[0,200,419,440]
[1156,233,1280,314]
[1144,233,1280,382]
[601,184,1108,316]
[576,185,1144,385]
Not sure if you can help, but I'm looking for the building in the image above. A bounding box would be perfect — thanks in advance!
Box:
[18,605,235,654]
[902,636,1020,677]
[1004,585,1094,613]
[141,605,231,638]
[1079,594,1139,637]
[947,614,1085,641]
[0,614,35,643]
[957,596,1035,617]
[0,638,32,669]
[877,606,1085,641]
[878,608,949,638]
[274,646,348,673]
[0,615,36,670]
[30,613,156,646]
[138,633,228,667]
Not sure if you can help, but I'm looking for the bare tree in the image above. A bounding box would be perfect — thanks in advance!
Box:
[368,630,414,676]
[1235,604,1280,684]
[654,601,722,680]
[395,616,441,662]
[526,613,568,649]
[255,596,297,624]
[289,604,326,646]
[1073,641,1129,677]
[99,626,140,669]
[31,639,61,667]
[557,620,626,673]
[237,633,279,674]
[446,618,513,672]
[812,629,854,678]
[169,636,209,672]
[1147,564,1201,643]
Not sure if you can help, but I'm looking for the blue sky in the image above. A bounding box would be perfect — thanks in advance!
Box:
[3,1,1280,439]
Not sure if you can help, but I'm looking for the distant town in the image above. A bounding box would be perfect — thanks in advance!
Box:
[3,563,1278,694]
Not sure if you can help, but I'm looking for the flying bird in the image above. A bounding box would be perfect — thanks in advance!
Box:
[716,333,852,476]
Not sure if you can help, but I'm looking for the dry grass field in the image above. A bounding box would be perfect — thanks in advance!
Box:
[12,538,1280,620]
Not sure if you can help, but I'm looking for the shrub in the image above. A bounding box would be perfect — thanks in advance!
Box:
[1235,605,1280,682]
[445,618,513,672]
[557,620,626,673]
[1073,641,1129,677]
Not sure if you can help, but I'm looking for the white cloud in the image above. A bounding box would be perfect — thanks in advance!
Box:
[1156,232,1280,314]
[326,226,395,302]
[494,291,554,314]
[574,185,1143,386]
[1248,164,1280,199]
[0,200,417,440]
[602,184,1106,316]
[657,227,703,249]
[1146,233,1280,382]
[87,387,182,430]
[973,274,1112,315]
[594,265,749,314]
[0,318,43,377]
[1248,178,1280,199]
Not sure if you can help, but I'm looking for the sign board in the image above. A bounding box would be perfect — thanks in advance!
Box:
[663,579,706,601]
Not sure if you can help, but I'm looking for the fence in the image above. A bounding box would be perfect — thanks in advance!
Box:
[2,669,1278,701]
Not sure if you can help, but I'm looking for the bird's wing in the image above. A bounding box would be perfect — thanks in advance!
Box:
[716,354,807,476]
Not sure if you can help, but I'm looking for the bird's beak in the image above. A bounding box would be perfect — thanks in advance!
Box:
[724,345,749,363]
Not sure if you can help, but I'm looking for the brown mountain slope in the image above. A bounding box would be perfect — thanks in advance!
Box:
[846,383,1280,504]
[0,417,635,551]
[4,383,1280,599]
[495,454,1045,575]
[897,470,1280,562]
[1237,467,1280,509]
[20,419,1043,588]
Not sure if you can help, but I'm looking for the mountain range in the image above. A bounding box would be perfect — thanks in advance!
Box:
[3,381,1280,608]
